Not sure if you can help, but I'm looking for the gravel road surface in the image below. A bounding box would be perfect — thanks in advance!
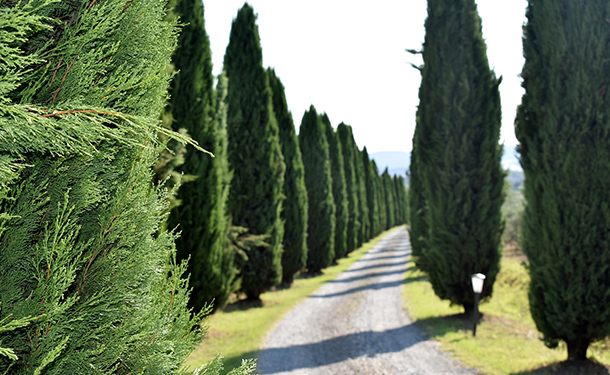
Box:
[257,227,475,375]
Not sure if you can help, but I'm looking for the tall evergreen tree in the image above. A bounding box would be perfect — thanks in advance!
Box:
[267,68,308,285]
[224,4,285,300]
[394,175,408,225]
[321,113,349,259]
[382,168,396,229]
[354,146,370,245]
[167,0,233,311]
[373,160,387,234]
[0,1,253,373]
[414,0,505,313]
[299,106,336,273]
[362,147,379,240]
[408,141,428,270]
[516,0,610,360]
[336,123,360,253]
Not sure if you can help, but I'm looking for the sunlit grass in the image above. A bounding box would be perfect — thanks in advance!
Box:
[185,227,400,373]
[403,256,610,374]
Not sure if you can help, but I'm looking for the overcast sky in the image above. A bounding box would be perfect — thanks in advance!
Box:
[204,0,528,154]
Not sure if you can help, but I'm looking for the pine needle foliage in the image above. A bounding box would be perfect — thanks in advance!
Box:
[336,123,359,254]
[167,0,234,312]
[267,68,308,285]
[299,106,335,273]
[0,2,254,373]
[516,0,610,361]
[321,113,348,260]
[1,1,187,373]
[414,0,505,312]
[224,3,285,300]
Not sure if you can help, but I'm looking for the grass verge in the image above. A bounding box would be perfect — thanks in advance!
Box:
[185,227,400,373]
[403,256,610,375]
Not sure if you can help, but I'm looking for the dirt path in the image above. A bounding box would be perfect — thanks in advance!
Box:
[257,227,474,375]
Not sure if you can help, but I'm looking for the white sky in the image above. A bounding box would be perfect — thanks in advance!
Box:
[205,0,528,154]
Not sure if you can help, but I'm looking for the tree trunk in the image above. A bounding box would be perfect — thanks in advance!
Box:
[566,338,589,361]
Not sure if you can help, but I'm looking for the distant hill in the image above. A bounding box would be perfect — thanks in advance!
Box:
[370,145,524,190]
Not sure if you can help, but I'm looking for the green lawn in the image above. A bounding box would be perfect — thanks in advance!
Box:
[403,256,610,374]
[185,227,400,373]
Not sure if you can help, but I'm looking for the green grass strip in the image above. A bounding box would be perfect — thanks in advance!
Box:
[403,256,610,374]
[186,227,401,373]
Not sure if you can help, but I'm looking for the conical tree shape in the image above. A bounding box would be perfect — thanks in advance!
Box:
[354,146,370,245]
[268,68,308,285]
[321,113,349,259]
[336,123,360,253]
[382,168,396,229]
[516,0,610,361]
[167,0,233,311]
[299,106,336,273]
[408,141,428,270]
[414,0,505,312]
[362,147,380,240]
[373,160,387,234]
[0,1,252,373]
[224,4,285,300]
[393,175,408,225]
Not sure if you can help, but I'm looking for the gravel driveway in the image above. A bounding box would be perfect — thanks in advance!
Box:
[257,227,475,375]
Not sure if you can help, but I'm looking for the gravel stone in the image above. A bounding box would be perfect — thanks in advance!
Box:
[257,227,476,375]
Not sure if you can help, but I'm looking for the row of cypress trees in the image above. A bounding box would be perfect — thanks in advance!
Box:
[168,1,409,307]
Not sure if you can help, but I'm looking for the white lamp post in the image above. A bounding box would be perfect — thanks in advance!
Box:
[471,273,486,337]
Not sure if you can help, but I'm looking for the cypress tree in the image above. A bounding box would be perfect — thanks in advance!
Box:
[394,175,408,225]
[408,141,429,270]
[382,168,396,229]
[0,1,253,373]
[299,106,336,273]
[354,146,370,245]
[362,147,380,240]
[267,68,308,285]
[321,113,349,260]
[224,4,285,300]
[516,0,610,360]
[373,160,387,234]
[414,0,505,313]
[167,0,233,311]
[336,123,360,253]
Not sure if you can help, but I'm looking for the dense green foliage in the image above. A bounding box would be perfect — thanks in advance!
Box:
[268,68,308,285]
[393,175,408,225]
[321,114,349,260]
[354,146,370,246]
[515,0,610,360]
[408,143,428,270]
[336,123,360,254]
[167,0,234,311]
[362,148,380,239]
[373,160,388,233]
[414,0,505,312]
[381,168,396,230]
[0,1,253,373]
[299,106,336,273]
[224,4,285,300]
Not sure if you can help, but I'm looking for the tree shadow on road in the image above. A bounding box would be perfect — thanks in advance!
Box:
[328,268,408,284]
[343,261,408,273]
[511,360,610,375]
[257,322,428,374]
[309,279,407,298]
